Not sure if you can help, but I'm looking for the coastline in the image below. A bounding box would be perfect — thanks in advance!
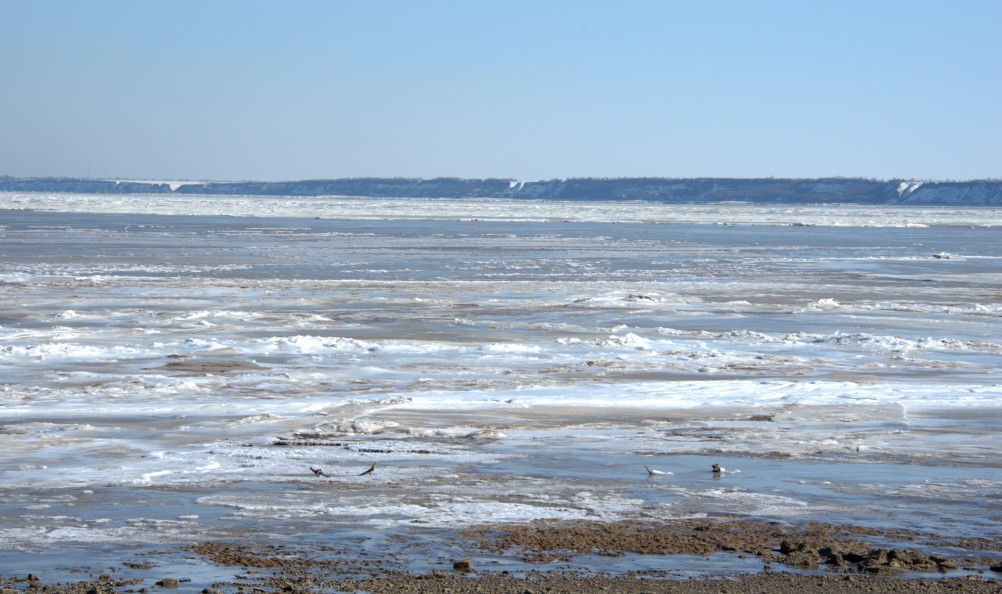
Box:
[4,573,1000,594]
[2,517,1000,593]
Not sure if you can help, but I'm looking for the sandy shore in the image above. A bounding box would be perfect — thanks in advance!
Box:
[3,569,1000,594]
[3,518,999,593]
[287,573,1002,594]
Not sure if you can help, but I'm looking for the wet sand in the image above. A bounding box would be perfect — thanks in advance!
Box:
[11,572,1002,594]
[3,518,1000,593]
[290,573,1002,594]
[467,519,1000,569]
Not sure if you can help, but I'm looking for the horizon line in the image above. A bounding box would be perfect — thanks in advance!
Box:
[4,174,1002,184]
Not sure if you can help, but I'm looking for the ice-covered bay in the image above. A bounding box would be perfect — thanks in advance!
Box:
[0,195,1000,576]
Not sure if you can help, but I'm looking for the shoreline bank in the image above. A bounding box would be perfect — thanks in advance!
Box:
[2,518,999,593]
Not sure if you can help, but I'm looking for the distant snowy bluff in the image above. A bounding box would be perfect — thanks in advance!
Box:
[2,176,1001,205]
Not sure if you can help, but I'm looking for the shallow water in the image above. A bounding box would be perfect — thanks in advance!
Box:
[0,195,1000,584]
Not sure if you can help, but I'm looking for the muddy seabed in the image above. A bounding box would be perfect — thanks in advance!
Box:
[1,517,1001,593]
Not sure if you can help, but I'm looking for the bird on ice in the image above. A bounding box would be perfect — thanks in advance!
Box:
[712,463,740,474]
[645,464,673,476]
[359,463,376,476]
[310,467,329,477]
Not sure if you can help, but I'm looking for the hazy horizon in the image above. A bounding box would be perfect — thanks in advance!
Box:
[4,173,1001,184]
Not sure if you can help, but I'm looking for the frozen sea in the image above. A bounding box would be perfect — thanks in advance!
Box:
[0,193,1000,582]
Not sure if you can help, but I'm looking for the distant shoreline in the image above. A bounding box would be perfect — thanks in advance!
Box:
[3,175,1002,205]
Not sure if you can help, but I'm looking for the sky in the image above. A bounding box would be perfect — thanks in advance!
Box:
[2,1,1000,182]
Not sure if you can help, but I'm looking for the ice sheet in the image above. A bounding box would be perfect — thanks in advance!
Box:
[0,196,999,576]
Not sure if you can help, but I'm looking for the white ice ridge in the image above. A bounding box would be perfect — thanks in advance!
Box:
[3,193,1001,227]
[366,380,1002,412]
[1,381,999,423]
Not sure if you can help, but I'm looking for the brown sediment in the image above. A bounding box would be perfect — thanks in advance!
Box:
[4,571,1001,594]
[182,520,1002,579]
[0,573,145,594]
[189,541,340,569]
[154,359,270,373]
[6,520,1000,593]
[182,519,1001,591]
[311,573,1002,594]
[466,519,1002,573]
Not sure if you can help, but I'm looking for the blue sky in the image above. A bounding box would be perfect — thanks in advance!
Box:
[2,1,1000,181]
